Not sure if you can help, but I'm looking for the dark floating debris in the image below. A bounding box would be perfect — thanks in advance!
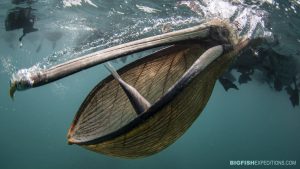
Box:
[219,77,239,91]
[274,78,283,91]
[11,0,37,5]
[5,7,38,42]
[238,72,252,84]
[286,78,299,107]
[221,45,300,107]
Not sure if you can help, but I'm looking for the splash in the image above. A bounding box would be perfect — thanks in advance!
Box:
[7,0,298,86]
[36,14,203,69]
[62,0,97,8]
[10,65,43,88]
[177,0,272,39]
[51,82,69,99]
[136,5,161,14]
[0,56,16,75]
[22,1,274,70]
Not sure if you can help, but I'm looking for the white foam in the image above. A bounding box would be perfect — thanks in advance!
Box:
[136,5,161,13]
[178,0,271,38]
[62,0,97,8]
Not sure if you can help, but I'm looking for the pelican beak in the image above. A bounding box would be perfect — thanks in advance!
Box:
[9,19,239,96]
[9,81,16,100]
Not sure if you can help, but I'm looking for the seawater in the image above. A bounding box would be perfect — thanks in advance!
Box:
[0,0,299,169]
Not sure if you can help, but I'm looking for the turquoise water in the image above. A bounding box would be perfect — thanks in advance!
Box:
[0,0,300,169]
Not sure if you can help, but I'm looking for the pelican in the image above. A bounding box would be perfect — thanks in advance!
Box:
[9,19,249,158]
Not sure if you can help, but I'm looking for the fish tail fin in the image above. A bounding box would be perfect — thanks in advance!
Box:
[104,62,121,81]
[104,61,150,114]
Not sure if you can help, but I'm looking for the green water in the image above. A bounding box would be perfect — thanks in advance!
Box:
[0,0,299,169]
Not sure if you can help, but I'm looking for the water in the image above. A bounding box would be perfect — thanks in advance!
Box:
[0,0,299,169]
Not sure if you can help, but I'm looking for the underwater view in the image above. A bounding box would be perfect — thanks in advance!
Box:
[0,0,300,168]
